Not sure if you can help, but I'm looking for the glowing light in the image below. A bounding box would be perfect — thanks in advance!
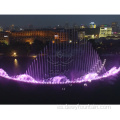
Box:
[14,59,18,67]
[0,66,120,85]
[69,40,72,43]
[84,83,87,86]
[12,52,17,57]
[52,41,55,44]
[31,55,37,58]
[90,22,95,25]
[4,35,8,37]
[20,28,23,31]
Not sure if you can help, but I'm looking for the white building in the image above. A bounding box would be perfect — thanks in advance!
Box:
[99,27,112,38]
[89,22,96,28]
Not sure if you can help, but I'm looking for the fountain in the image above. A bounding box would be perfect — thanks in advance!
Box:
[0,30,120,85]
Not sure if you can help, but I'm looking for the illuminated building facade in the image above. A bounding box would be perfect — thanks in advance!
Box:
[0,29,69,45]
[0,27,102,44]
[10,30,53,44]
[100,24,108,27]
[89,22,96,28]
[78,31,85,40]
[99,27,112,38]
[0,32,10,45]
[80,24,85,29]
[78,27,100,39]
[85,34,95,39]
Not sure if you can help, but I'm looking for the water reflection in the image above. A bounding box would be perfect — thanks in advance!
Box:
[13,58,20,75]
[14,58,18,67]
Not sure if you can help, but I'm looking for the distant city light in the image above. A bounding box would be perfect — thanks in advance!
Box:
[54,35,58,37]
[52,41,55,44]
[12,52,17,57]
[69,40,72,43]
[90,22,95,25]
[4,35,8,37]
[89,22,96,28]
[20,28,23,31]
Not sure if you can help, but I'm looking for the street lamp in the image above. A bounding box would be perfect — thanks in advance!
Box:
[13,52,17,57]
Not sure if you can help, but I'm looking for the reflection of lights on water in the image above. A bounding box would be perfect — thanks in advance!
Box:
[14,59,18,67]
[32,55,37,58]
[62,88,65,90]
[84,83,87,86]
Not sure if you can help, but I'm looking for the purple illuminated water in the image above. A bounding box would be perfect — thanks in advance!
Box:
[25,38,106,81]
[0,66,120,84]
[0,32,118,85]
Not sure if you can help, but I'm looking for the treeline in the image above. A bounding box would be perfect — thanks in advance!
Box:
[89,39,120,55]
[0,39,49,56]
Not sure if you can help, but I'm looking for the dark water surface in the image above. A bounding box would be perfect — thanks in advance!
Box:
[0,56,34,76]
[0,55,120,104]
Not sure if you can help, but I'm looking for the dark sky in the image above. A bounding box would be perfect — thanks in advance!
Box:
[0,15,120,28]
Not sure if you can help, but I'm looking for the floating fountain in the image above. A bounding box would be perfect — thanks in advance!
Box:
[26,38,106,81]
[0,29,120,85]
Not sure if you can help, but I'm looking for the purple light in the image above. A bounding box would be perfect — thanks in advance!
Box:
[0,66,120,85]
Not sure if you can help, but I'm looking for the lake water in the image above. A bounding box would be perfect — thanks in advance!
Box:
[0,55,120,104]
[0,56,34,76]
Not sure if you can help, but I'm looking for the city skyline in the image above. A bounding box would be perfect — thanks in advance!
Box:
[0,15,120,28]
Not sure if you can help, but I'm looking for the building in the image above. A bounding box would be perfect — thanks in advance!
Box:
[8,29,69,44]
[80,24,85,29]
[89,22,96,28]
[78,27,99,39]
[0,32,10,45]
[100,24,109,27]
[0,26,3,32]
[78,31,85,40]
[111,22,118,32]
[85,34,95,39]
[0,29,69,45]
[73,24,79,29]
[10,24,15,31]
[99,27,112,38]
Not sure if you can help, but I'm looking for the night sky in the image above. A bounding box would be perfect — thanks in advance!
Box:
[0,15,120,28]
